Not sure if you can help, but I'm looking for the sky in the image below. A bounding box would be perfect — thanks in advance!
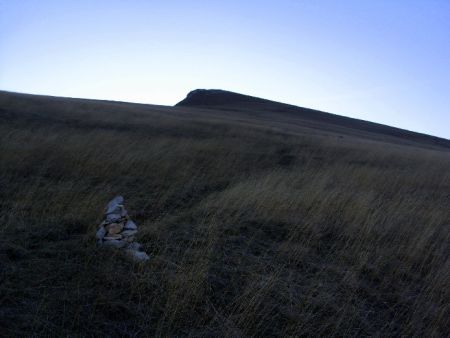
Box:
[1,0,449,138]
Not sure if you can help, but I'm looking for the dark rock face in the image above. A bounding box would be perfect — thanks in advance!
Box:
[175,89,270,107]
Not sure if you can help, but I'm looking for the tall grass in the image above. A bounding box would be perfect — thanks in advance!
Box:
[1,93,449,337]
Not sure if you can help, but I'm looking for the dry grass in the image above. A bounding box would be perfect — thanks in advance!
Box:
[1,92,449,337]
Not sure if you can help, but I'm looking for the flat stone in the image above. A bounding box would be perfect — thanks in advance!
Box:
[106,208,128,220]
[102,239,127,248]
[126,242,142,251]
[105,196,124,214]
[104,234,123,240]
[106,222,124,235]
[126,249,150,261]
[123,220,137,230]
[96,226,106,240]
[121,230,138,237]
[106,213,123,222]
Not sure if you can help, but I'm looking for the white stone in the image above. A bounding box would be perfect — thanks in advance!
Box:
[124,219,137,230]
[105,196,124,214]
[126,242,142,251]
[96,226,106,240]
[106,212,124,222]
[104,234,123,240]
[106,213,119,221]
[121,230,138,237]
[126,249,150,261]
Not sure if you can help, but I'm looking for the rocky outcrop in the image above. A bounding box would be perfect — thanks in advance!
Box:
[175,89,271,107]
[96,196,149,261]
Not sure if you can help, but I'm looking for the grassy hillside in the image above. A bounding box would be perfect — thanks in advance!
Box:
[1,91,449,337]
[176,89,450,150]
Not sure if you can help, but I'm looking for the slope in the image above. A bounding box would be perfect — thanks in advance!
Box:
[177,89,450,150]
[0,90,449,337]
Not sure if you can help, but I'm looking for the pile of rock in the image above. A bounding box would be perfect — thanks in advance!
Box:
[96,196,149,261]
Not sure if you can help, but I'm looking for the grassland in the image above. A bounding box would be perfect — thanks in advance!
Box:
[1,91,449,337]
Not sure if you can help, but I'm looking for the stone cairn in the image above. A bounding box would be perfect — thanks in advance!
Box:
[96,196,149,261]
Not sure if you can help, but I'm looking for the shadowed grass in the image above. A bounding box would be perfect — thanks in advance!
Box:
[1,92,449,337]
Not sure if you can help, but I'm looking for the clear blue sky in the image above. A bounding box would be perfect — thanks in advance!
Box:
[1,0,449,138]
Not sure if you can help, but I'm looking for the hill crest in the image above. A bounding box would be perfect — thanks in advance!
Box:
[175,89,272,107]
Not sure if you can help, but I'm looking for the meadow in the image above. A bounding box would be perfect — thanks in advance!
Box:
[1,92,449,337]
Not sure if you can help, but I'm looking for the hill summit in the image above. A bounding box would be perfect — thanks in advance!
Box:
[175,89,272,107]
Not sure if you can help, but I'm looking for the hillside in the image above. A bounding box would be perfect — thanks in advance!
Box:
[177,89,450,150]
[1,90,449,337]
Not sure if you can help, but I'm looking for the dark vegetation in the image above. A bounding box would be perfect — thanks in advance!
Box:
[1,90,449,337]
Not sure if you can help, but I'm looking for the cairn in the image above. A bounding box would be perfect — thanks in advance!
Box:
[96,196,149,261]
